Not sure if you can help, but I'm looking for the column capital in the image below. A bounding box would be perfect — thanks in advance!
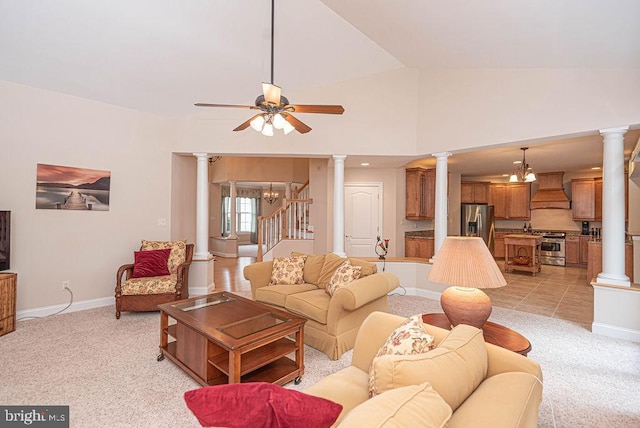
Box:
[332,154,347,161]
[599,126,629,136]
[432,152,452,159]
[192,152,209,159]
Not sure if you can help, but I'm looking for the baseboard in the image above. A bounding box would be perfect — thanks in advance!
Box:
[16,296,114,321]
[17,287,214,321]
[592,322,640,343]
[211,250,237,257]
[397,286,442,301]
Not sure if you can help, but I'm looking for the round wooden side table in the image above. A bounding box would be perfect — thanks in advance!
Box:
[421,313,532,357]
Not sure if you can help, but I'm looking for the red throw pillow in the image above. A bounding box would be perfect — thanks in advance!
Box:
[132,248,171,278]
[184,382,342,428]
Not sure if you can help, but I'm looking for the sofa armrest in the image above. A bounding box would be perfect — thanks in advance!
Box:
[243,260,274,299]
[331,272,399,311]
[115,263,134,295]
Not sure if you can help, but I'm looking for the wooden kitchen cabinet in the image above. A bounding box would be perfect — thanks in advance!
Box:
[572,176,626,221]
[489,183,531,220]
[579,235,590,265]
[405,237,434,260]
[565,236,580,265]
[461,182,489,204]
[572,178,597,220]
[405,168,435,220]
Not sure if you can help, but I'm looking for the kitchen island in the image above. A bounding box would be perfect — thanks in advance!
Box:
[504,234,542,276]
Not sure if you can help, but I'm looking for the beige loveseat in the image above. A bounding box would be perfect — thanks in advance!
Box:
[243,253,400,360]
[304,311,543,427]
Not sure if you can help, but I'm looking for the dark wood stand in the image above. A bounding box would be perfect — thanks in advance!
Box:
[0,273,16,337]
[158,292,306,386]
[422,313,531,356]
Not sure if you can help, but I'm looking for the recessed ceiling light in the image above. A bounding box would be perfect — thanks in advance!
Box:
[360,162,370,166]
[502,174,510,177]
[591,166,601,170]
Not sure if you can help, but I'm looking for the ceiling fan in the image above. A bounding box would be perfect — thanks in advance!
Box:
[194,0,344,136]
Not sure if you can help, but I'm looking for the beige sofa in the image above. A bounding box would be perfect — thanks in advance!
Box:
[304,311,543,428]
[243,253,400,360]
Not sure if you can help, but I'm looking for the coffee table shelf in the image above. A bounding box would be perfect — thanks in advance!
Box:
[208,337,297,377]
[158,292,306,387]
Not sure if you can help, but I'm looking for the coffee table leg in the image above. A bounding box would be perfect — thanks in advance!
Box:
[296,326,304,378]
[158,311,168,361]
[229,351,241,383]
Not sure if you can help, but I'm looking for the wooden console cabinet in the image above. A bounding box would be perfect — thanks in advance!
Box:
[0,273,17,336]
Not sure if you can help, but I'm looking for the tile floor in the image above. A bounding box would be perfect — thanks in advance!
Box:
[214,251,595,330]
[486,262,593,329]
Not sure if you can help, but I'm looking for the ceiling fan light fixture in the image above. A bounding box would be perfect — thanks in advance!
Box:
[261,122,274,137]
[250,115,265,132]
[272,113,286,129]
[283,121,295,135]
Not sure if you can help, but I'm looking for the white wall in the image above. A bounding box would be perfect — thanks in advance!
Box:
[3,65,640,313]
[0,81,177,311]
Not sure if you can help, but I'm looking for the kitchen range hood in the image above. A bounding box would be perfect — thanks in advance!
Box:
[530,171,571,209]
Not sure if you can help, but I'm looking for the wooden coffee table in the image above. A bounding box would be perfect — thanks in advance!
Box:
[422,313,532,356]
[158,292,306,386]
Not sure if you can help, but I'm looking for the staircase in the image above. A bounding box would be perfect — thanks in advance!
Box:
[257,181,313,261]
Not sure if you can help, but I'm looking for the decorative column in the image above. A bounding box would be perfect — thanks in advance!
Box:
[333,155,347,257]
[190,153,214,295]
[193,153,211,259]
[431,152,451,261]
[596,126,630,286]
[229,181,238,239]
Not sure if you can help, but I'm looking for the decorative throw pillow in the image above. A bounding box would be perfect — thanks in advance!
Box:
[184,382,342,428]
[269,256,306,285]
[369,324,487,411]
[326,261,362,296]
[317,252,349,289]
[132,248,171,278]
[140,239,187,274]
[338,383,452,428]
[368,314,435,397]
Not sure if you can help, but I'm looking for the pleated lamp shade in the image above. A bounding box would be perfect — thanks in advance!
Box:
[428,237,507,328]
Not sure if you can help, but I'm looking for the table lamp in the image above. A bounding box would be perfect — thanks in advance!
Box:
[427,236,507,328]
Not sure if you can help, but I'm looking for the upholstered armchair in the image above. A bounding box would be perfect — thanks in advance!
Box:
[115,240,194,319]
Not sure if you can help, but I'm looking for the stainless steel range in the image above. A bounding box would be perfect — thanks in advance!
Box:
[538,232,566,266]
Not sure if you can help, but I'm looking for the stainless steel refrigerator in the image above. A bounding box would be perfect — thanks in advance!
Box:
[460,204,495,253]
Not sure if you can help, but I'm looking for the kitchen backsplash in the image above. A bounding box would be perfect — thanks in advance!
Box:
[496,209,602,232]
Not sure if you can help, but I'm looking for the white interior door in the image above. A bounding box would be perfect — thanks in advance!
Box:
[345,183,382,257]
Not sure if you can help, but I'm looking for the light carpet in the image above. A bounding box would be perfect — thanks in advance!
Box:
[1,295,639,427]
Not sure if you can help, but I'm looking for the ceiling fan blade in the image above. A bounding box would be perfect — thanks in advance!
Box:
[282,113,311,134]
[262,83,282,105]
[195,103,260,109]
[233,114,263,132]
[289,104,345,115]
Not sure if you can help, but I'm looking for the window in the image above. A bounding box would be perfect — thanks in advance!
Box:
[222,196,256,234]
[236,197,253,232]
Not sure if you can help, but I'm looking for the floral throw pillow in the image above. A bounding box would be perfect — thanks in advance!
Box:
[269,256,306,285]
[326,261,362,296]
[368,314,435,397]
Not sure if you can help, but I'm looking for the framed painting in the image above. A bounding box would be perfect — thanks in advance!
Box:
[36,163,111,211]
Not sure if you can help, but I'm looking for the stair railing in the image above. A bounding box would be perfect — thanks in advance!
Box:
[257,197,313,261]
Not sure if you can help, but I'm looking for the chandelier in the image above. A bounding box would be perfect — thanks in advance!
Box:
[509,147,536,183]
[263,183,279,205]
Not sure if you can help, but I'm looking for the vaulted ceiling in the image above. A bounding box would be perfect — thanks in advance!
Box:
[1,0,639,175]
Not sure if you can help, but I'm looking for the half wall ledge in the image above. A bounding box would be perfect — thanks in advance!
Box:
[591,281,640,343]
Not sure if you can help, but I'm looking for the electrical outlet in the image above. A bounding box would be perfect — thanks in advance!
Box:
[62,280,71,291]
